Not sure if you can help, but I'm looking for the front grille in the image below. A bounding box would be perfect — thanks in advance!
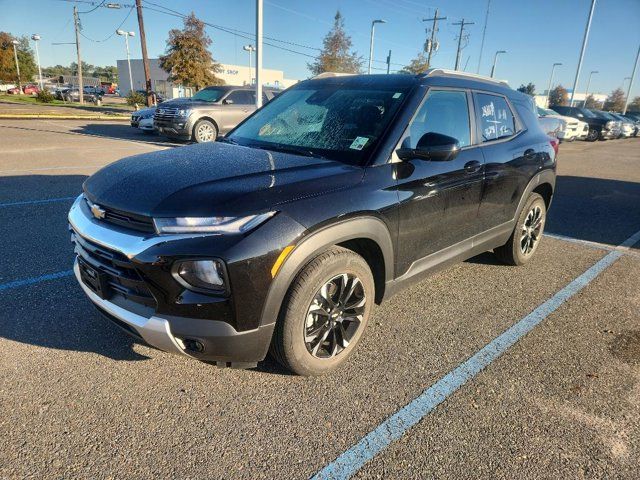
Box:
[85,197,155,233]
[153,107,179,121]
[72,231,157,308]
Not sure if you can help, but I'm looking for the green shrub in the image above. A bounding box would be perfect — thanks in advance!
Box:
[126,90,146,106]
[36,88,55,103]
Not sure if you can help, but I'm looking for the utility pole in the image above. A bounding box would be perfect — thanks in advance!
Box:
[453,19,474,71]
[545,63,562,108]
[386,50,392,74]
[422,9,447,67]
[256,0,263,108]
[73,6,84,104]
[623,43,639,115]
[11,40,22,93]
[570,0,596,106]
[476,0,491,73]
[135,0,153,106]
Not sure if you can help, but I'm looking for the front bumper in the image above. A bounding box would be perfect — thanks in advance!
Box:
[68,195,302,365]
[154,117,192,140]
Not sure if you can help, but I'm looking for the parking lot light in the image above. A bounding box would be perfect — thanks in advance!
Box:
[243,45,255,85]
[545,63,562,108]
[368,19,387,75]
[584,70,598,105]
[116,30,136,96]
[30,34,43,90]
[490,50,506,78]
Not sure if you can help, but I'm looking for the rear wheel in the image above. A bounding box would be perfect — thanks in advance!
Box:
[193,119,217,143]
[494,193,546,266]
[586,128,599,142]
[270,246,374,376]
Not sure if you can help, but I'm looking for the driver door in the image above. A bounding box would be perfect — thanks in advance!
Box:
[394,88,485,272]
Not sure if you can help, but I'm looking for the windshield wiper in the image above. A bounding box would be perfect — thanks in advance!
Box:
[218,137,238,145]
[251,144,325,159]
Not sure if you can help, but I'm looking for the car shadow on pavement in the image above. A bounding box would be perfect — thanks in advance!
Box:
[545,175,640,248]
[71,123,184,147]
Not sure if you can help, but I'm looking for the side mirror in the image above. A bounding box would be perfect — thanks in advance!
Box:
[396,132,461,162]
[223,98,234,105]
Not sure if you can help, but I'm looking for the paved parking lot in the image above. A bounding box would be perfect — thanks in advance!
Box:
[1,120,638,479]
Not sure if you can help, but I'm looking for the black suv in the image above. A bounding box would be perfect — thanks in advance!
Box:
[69,70,556,375]
[550,105,617,141]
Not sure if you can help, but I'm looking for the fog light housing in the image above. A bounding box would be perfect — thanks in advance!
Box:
[173,259,226,293]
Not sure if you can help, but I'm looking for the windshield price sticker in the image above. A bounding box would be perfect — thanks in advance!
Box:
[349,136,369,150]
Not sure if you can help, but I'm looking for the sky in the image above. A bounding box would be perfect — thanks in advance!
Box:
[2,0,639,99]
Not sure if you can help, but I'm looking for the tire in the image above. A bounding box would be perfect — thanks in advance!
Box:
[586,128,599,142]
[494,193,546,266]
[192,119,217,143]
[270,246,375,376]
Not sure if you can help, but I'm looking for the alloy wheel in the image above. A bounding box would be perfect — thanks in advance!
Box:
[520,205,543,255]
[304,273,366,359]
[196,123,215,142]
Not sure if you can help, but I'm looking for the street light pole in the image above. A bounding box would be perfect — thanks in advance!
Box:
[243,45,255,85]
[368,19,386,75]
[570,0,596,106]
[11,40,22,94]
[583,70,598,106]
[623,43,640,115]
[490,50,506,78]
[255,0,263,108]
[117,30,136,95]
[31,34,43,90]
[545,62,562,108]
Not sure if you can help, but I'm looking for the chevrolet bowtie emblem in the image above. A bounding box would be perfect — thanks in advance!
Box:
[91,203,106,220]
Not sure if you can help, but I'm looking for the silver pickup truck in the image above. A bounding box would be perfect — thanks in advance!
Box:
[154,86,279,143]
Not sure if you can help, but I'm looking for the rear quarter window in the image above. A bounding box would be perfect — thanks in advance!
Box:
[475,93,517,142]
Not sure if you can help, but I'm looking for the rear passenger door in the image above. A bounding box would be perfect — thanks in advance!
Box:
[218,90,256,133]
[395,88,485,270]
[474,92,542,230]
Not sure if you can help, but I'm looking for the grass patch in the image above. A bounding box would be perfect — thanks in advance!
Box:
[0,94,133,111]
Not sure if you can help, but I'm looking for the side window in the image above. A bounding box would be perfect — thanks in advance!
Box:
[226,90,255,105]
[406,89,471,148]
[475,93,516,142]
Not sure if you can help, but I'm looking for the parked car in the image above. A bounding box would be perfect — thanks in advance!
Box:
[154,86,280,143]
[83,85,104,97]
[590,110,623,139]
[56,88,101,103]
[550,105,617,141]
[69,70,556,375]
[620,114,640,136]
[536,107,562,138]
[7,84,40,95]
[537,107,587,141]
[135,89,165,104]
[608,113,635,137]
[130,106,157,134]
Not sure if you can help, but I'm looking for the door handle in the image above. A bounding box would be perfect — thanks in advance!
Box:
[464,160,482,173]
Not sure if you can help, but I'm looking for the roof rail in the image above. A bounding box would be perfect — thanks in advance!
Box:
[312,72,356,79]
[422,68,510,87]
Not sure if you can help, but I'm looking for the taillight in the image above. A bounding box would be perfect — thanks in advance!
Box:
[549,137,559,156]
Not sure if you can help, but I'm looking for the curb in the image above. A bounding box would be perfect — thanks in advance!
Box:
[0,114,130,120]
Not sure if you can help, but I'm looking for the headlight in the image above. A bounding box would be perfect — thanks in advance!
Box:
[153,212,276,234]
[173,259,226,292]
[177,108,191,117]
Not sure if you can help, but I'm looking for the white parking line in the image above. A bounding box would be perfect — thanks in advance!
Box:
[312,229,639,480]
[545,232,640,257]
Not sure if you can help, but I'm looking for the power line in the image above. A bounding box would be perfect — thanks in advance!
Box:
[77,6,135,42]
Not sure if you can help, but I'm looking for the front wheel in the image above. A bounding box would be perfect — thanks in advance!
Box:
[193,119,217,143]
[270,246,374,376]
[494,193,546,266]
[586,128,599,142]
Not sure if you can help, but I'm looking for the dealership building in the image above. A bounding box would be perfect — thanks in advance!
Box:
[116,58,298,98]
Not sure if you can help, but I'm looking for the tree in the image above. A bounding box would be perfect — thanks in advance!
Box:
[0,32,37,83]
[517,83,536,96]
[603,88,626,112]
[584,94,599,109]
[308,11,363,75]
[548,85,568,107]
[401,52,429,75]
[628,96,640,112]
[159,13,223,89]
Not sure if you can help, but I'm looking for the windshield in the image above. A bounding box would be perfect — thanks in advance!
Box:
[227,85,410,164]
[538,107,556,116]
[192,87,227,102]
[578,108,596,118]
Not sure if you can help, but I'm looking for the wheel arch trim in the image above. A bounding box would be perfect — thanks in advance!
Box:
[258,216,394,327]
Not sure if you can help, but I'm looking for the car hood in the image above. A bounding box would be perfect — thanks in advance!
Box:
[83,142,364,218]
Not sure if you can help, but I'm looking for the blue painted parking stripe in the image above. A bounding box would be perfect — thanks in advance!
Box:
[0,270,74,292]
[0,196,76,208]
[312,250,623,480]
